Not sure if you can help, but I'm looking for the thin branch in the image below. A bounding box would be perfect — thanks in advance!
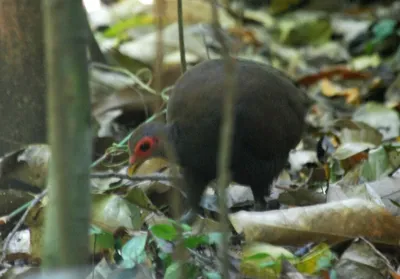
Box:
[90,62,157,95]
[177,0,187,73]
[210,0,236,278]
[84,11,109,65]
[153,0,182,228]
[0,190,48,265]
[154,0,164,95]
[90,172,178,181]
[90,172,188,196]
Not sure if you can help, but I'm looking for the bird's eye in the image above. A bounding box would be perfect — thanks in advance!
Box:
[134,136,157,156]
[140,142,151,152]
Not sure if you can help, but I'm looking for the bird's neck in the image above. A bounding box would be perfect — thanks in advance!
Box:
[158,122,180,164]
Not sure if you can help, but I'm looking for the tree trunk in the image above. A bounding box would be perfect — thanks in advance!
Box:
[0,0,47,156]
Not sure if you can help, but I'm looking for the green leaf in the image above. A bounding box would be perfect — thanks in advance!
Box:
[258,260,278,268]
[159,251,173,268]
[168,219,192,232]
[184,235,209,249]
[164,262,182,279]
[120,233,148,268]
[203,271,222,279]
[372,19,397,41]
[243,252,271,261]
[89,224,103,235]
[93,231,115,250]
[181,223,192,232]
[103,14,153,38]
[150,224,178,241]
[361,146,392,181]
[89,225,115,251]
[206,232,223,245]
[164,262,199,279]
[316,255,334,271]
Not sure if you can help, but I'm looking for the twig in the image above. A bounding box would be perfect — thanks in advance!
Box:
[90,172,178,181]
[210,0,236,278]
[91,172,187,197]
[84,11,109,65]
[90,62,157,95]
[166,1,187,277]
[177,0,187,73]
[153,0,164,95]
[388,165,400,177]
[0,190,48,265]
[359,237,396,273]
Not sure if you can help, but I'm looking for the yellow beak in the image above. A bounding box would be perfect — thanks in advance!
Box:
[127,155,145,176]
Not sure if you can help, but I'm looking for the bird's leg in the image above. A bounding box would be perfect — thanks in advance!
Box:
[242,156,286,212]
[250,179,283,211]
[250,184,268,211]
[179,168,210,225]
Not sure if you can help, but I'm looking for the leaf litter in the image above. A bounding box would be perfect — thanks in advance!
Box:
[3,0,400,278]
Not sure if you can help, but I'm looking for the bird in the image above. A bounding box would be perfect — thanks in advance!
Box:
[127,58,309,224]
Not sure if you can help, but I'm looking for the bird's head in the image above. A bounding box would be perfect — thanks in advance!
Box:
[127,122,168,175]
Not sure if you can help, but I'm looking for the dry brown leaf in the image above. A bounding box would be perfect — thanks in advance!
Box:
[390,270,400,279]
[229,199,400,246]
[297,67,371,86]
[320,78,361,104]
[340,150,369,172]
[228,27,263,47]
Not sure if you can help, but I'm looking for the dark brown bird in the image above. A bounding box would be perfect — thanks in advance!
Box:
[127,58,309,223]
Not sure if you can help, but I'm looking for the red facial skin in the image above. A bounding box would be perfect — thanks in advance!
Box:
[129,136,158,165]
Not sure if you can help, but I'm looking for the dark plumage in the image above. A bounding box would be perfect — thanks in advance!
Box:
[128,59,309,223]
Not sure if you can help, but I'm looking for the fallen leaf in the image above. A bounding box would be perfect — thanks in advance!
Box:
[229,199,400,246]
[297,67,371,86]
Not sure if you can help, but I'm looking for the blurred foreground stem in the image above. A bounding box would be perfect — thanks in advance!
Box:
[42,0,92,268]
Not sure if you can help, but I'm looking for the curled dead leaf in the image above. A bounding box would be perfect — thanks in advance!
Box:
[229,199,400,246]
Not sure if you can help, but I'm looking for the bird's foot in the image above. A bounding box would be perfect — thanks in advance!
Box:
[265,198,280,210]
[253,200,267,211]
[253,197,280,211]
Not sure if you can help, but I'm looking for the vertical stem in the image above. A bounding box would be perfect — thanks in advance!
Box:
[42,0,91,268]
[84,11,109,64]
[210,0,236,278]
[177,0,187,73]
[154,0,164,95]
